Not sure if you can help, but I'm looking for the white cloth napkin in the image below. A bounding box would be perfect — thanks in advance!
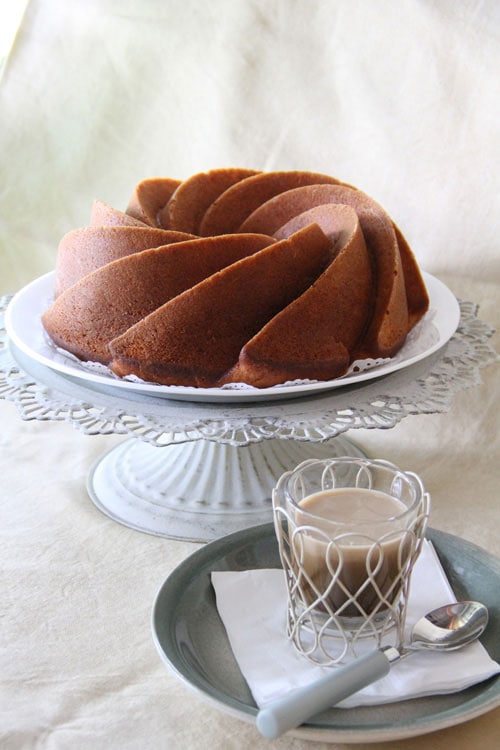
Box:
[211,541,499,708]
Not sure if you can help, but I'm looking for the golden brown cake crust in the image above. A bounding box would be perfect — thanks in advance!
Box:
[42,233,275,364]
[90,200,148,227]
[198,170,342,236]
[54,226,195,296]
[237,183,414,357]
[160,168,260,233]
[126,177,181,226]
[108,224,332,386]
[225,208,373,386]
[42,167,430,389]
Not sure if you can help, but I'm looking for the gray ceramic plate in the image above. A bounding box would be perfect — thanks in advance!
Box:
[151,526,500,743]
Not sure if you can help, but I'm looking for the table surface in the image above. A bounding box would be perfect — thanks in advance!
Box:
[2,279,498,750]
[1,2,499,748]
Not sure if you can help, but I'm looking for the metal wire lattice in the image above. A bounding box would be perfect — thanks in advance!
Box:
[273,458,430,665]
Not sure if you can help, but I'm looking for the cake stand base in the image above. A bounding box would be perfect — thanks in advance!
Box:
[87,435,367,542]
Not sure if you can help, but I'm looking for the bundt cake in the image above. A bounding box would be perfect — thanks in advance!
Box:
[41,168,430,389]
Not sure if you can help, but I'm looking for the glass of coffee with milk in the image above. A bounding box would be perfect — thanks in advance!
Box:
[272,457,430,665]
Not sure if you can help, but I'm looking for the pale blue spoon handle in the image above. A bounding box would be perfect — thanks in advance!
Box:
[256,648,394,739]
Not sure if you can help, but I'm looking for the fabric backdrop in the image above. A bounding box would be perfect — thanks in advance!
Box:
[1,2,499,749]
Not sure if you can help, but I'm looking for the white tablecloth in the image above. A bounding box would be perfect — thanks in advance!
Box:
[1,2,499,748]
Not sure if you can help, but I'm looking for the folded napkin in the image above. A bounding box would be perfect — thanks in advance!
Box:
[211,541,499,709]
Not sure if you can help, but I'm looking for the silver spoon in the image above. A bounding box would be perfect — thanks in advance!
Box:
[256,601,488,739]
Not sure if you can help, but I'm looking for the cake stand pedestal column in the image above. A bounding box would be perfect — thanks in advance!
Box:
[86,435,367,541]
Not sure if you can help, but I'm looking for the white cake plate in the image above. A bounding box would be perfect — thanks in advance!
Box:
[1,279,498,542]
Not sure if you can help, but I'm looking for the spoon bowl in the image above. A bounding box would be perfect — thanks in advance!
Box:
[256,600,489,739]
[409,601,488,651]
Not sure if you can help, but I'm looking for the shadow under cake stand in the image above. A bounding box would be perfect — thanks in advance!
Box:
[1,282,497,542]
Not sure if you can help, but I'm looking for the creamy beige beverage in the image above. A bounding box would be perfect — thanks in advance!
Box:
[292,488,414,617]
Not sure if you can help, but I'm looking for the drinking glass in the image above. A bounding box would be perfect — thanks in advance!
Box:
[272,457,430,665]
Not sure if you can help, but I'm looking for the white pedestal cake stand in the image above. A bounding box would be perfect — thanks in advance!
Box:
[0,289,497,542]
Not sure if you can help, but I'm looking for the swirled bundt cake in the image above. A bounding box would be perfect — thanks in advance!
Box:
[41,168,429,389]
